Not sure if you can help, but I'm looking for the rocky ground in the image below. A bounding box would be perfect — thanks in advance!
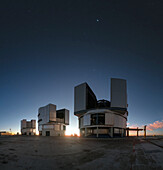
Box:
[0,136,163,170]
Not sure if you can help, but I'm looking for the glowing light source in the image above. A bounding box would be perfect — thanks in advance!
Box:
[65,127,79,136]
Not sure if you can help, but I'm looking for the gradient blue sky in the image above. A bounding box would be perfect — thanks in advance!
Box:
[0,0,163,135]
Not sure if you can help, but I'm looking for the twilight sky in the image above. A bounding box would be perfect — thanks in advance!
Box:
[0,0,163,135]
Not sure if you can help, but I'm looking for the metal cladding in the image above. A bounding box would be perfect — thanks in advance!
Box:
[111,78,127,108]
[56,109,69,125]
[38,104,57,125]
[21,119,26,129]
[31,120,36,129]
[38,103,69,136]
[74,78,128,138]
[21,119,36,135]
[74,83,97,115]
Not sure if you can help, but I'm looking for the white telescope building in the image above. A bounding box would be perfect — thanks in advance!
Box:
[74,78,128,138]
[21,119,36,135]
[38,104,69,136]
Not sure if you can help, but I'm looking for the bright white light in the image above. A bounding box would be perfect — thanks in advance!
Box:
[65,127,79,136]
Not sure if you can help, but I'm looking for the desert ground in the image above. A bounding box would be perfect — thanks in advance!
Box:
[0,136,163,170]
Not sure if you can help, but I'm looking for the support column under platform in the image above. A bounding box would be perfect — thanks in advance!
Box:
[85,127,87,137]
[96,126,99,138]
[110,127,113,138]
[121,129,124,137]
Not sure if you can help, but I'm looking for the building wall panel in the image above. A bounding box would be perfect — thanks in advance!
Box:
[111,78,127,108]
[74,83,86,112]
[105,113,114,125]
[114,114,126,128]
[65,109,69,125]
[49,104,56,121]
[83,114,90,126]
[21,120,26,129]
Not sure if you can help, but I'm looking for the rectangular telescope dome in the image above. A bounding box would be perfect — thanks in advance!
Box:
[74,83,97,114]
[111,78,127,108]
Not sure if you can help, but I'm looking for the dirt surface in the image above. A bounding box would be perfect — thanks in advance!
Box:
[0,136,163,170]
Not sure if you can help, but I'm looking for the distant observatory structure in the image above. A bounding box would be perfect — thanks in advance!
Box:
[74,78,128,137]
[21,119,36,135]
[38,104,69,136]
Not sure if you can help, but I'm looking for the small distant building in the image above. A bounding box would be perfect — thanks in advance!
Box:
[0,131,13,136]
[38,104,69,136]
[21,119,36,135]
[74,78,128,138]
